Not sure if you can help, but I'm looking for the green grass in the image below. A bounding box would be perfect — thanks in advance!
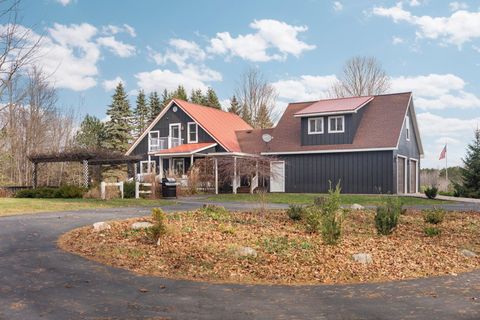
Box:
[204,193,452,206]
[0,198,175,216]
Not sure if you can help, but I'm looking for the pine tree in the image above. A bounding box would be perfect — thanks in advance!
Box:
[255,103,273,128]
[148,91,162,120]
[134,90,149,136]
[241,103,252,126]
[171,85,188,101]
[75,115,106,149]
[204,87,221,109]
[190,89,205,105]
[161,89,170,108]
[458,129,480,198]
[228,95,241,115]
[104,82,132,152]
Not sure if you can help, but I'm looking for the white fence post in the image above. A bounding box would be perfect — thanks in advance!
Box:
[135,181,140,199]
[119,181,124,199]
[101,181,106,200]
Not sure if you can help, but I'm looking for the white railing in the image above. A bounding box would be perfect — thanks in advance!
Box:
[149,136,183,152]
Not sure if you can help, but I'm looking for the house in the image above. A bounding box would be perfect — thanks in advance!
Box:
[126,92,423,194]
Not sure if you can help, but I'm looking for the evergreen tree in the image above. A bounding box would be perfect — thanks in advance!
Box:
[228,95,241,115]
[190,89,205,105]
[161,89,170,108]
[204,87,221,109]
[255,103,273,128]
[171,85,188,101]
[104,82,132,152]
[134,89,149,135]
[75,115,106,149]
[241,102,252,125]
[458,129,480,198]
[148,91,162,120]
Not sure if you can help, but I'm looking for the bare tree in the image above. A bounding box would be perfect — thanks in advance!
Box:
[235,68,277,129]
[330,56,390,98]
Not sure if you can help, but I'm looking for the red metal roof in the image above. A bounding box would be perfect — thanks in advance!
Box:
[294,96,373,116]
[173,99,252,152]
[156,142,216,155]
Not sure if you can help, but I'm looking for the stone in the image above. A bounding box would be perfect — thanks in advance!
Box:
[93,222,111,232]
[350,204,364,210]
[460,249,477,257]
[352,253,373,264]
[131,222,154,230]
[235,246,258,258]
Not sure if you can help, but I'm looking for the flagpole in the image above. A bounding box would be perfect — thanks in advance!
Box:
[445,142,448,186]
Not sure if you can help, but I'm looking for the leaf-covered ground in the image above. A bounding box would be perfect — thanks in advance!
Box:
[58,209,480,285]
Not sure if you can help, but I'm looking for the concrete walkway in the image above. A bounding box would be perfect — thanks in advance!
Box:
[0,202,479,319]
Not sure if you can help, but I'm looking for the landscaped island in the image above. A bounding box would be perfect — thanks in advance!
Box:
[59,203,480,285]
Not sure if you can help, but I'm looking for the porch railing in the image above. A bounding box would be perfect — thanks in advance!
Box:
[149,136,183,152]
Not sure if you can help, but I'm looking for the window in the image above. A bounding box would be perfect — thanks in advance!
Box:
[172,158,185,175]
[405,115,410,141]
[140,160,156,174]
[148,131,160,152]
[187,122,198,143]
[328,116,344,133]
[308,117,323,134]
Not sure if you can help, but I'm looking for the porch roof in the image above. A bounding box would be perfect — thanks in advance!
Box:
[155,142,217,157]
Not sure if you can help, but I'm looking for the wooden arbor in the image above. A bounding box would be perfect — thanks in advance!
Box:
[28,150,142,188]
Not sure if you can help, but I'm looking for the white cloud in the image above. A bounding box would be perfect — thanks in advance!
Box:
[102,77,124,91]
[150,39,206,66]
[449,2,468,11]
[135,69,212,93]
[272,75,337,102]
[392,36,404,44]
[333,1,343,11]
[56,0,72,6]
[373,3,480,47]
[101,24,136,37]
[409,0,421,7]
[391,74,480,110]
[97,36,136,57]
[208,19,316,62]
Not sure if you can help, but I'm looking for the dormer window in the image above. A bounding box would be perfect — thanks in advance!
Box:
[308,117,324,134]
[328,116,344,133]
[405,115,410,141]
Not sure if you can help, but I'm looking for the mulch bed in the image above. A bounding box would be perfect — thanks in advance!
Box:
[58,209,480,285]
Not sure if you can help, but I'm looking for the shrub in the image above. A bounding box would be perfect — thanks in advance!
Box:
[147,208,168,242]
[200,204,231,221]
[423,208,446,224]
[123,181,136,198]
[313,196,327,207]
[54,185,85,198]
[15,186,85,198]
[424,186,438,199]
[287,204,304,221]
[319,183,344,245]
[303,205,322,233]
[424,226,441,237]
[375,196,402,235]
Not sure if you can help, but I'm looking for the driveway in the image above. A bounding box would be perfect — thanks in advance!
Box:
[0,202,479,319]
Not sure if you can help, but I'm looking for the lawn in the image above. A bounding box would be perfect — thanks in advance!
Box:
[0,198,175,217]
[205,193,451,206]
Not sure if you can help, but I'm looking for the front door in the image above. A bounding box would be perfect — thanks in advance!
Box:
[270,161,285,193]
[169,123,181,148]
[397,157,406,194]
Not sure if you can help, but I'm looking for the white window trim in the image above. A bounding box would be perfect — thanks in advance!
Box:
[148,131,160,152]
[405,115,410,141]
[169,123,181,148]
[140,160,156,175]
[187,122,198,143]
[307,117,324,135]
[172,158,185,175]
[328,115,345,133]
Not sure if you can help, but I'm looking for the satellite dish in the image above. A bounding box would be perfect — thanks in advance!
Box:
[262,133,273,143]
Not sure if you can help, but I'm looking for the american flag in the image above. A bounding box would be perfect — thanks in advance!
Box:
[439,145,447,160]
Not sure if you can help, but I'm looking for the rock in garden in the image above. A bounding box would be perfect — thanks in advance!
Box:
[235,246,257,258]
[350,204,364,210]
[131,222,154,230]
[352,253,373,264]
[460,249,477,257]
[93,222,111,232]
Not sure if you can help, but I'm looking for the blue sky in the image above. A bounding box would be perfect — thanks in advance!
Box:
[19,0,480,168]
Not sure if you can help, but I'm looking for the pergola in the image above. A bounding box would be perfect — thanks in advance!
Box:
[28,150,143,188]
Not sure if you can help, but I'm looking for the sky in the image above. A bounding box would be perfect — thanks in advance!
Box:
[15,0,480,168]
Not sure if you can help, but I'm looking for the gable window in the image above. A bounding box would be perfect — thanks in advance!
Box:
[405,115,410,141]
[328,116,344,133]
[187,122,198,143]
[148,131,160,152]
[308,117,323,134]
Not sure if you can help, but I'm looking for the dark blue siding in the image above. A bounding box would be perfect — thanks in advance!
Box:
[281,150,394,194]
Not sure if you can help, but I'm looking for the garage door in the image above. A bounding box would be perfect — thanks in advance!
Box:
[397,157,406,194]
[409,159,417,193]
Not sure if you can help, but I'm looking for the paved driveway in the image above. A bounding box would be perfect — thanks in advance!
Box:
[0,202,479,320]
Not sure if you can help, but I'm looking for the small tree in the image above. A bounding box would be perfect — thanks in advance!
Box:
[148,91,162,121]
[228,95,241,115]
[190,88,205,105]
[204,87,222,109]
[456,129,480,198]
[75,115,106,149]
[375,196,402,235]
